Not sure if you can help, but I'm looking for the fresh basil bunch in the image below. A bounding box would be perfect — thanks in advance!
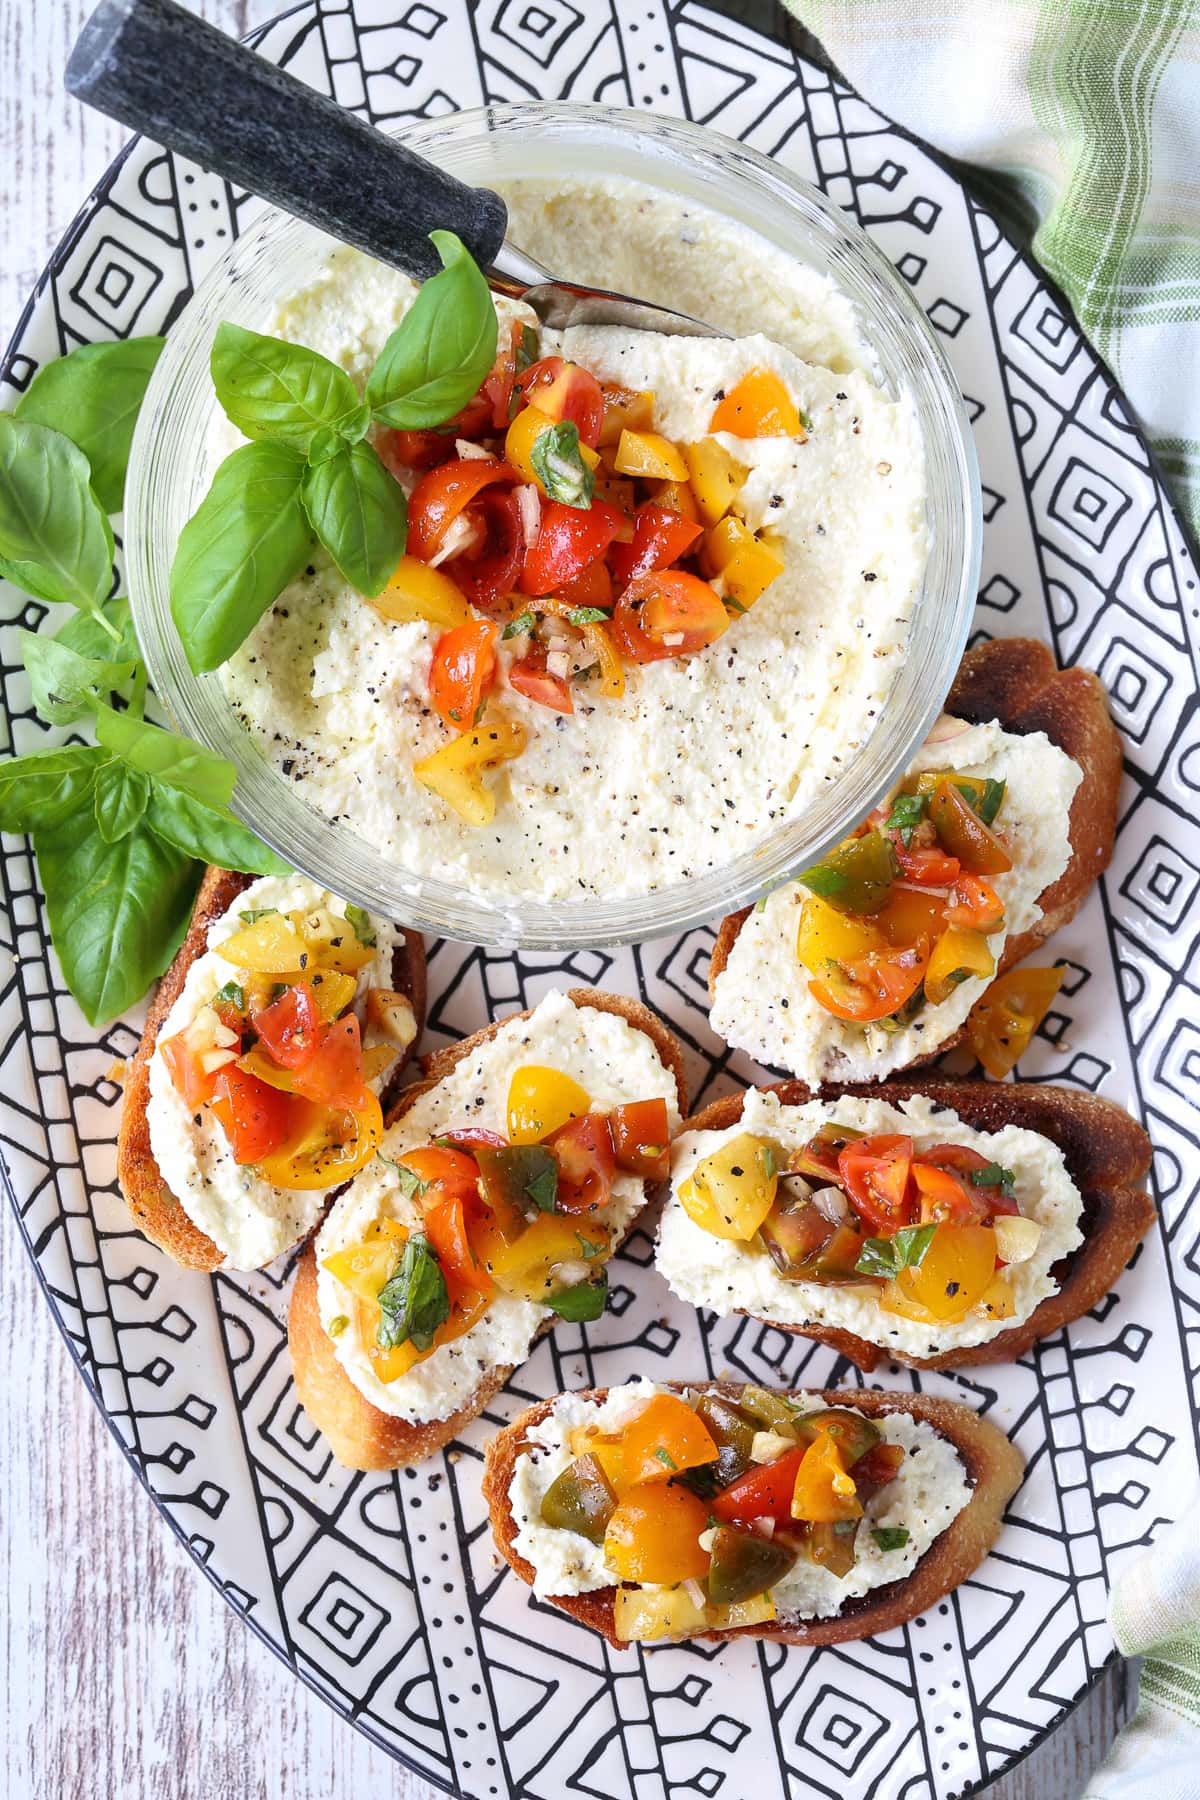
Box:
[172,229,501,674]
[0,334,289,1025]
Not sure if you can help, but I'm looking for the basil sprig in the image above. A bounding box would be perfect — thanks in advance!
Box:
[546,1271,608,1322]
[531,420,594,509]
[171,231,505,671]
[377,1233,451,1352]
[14,336,164,512]
[854,1223,937,1279]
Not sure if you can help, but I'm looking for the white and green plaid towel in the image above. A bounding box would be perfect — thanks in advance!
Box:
[789,0,1200,539]
[783,1,1200,1785]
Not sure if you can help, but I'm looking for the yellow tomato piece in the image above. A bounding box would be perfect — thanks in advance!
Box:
[979,1269,1016,1320]
[235,1044,295,1093]
[592,468,637,512]
[613,1585,709,1643]
[925,927,996,1005]
[796,894,884,976]
[219,912,310,975]
[413,711,527,826]
[507,1065,590,1143]
[506,404,599,491]
[321,1216,407,1301]
[897,1223,998,1321]
[372,555,473,628]
[288,909,376,976]
[790,1428,862,1523]
[678,1132,778,1240]
[700,515,785,610]
[651,477,701,522]
[361,1042,399,1085]
[604,1485,711,1583]
[256,1092,383,1191]
[877,886,948,948]
[877,1280,935,1322]
[680,438,750,524]
[598,386,655,447]
[708,1591,777,1631]
[486,1212,608,1300]
[618,1394,719,1484]
[967,965,1065,1079]
[356,1284,491,1383]
[579,619,625,698]
[613,428,688,482]
[569,1426,629,1497]
[308,968,359,1022]
[711,368,804,438]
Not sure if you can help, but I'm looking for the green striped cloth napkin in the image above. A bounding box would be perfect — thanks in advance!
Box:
[787,0,1200,541]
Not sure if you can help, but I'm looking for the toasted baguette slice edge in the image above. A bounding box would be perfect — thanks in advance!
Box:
[482,1384,1024,1648]
[708,639,1123,1059]
[675,1079,1154,1372]
[117,865,427,1271]
[288,989,688,1470]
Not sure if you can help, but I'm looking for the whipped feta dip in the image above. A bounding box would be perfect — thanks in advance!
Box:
[658,1090,1084,1358]
[709,719,1082,1085]
[508,1380,972,1616]
[146,874,399,1271]
[216,174,928,903]
[315,989,680,1425]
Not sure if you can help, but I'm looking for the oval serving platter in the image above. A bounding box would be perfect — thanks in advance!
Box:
[2,3,1198,1797]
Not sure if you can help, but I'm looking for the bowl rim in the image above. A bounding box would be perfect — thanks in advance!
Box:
[126,99,982,950]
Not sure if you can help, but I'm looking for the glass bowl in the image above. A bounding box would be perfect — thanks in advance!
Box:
[126,103,980,950]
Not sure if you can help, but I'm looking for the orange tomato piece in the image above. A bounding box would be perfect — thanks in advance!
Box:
[612,569,729,663]
[710,368,803,438]
[619,1393,719,1484]
[966,965,1065,1078]
[929,780,1013,875]
[790,1428,862,1524]
[428,619,499,732]
[808,939,930,1023]
[837,1134,914,1233]
[925,926,995,1006]
[609,1098,671,1184]
[603,1485,711,1583]
[944,873,1005,933]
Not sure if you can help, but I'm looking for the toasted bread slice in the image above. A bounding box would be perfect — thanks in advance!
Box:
[117,865,426,1271]
[709,638,1122,1068]
[483,1383,1024,1647]
[288,989,688,1471]
[677,1079,1153,1372]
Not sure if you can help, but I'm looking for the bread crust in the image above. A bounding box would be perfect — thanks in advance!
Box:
[676,1079,1154,1372]
[708,639,1123,1068]
[482,1383,1025,1648]
[287,989,688,1470]
[116,866,426,1271]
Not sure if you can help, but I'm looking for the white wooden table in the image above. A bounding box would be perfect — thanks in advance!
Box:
[0,2,1131,1793]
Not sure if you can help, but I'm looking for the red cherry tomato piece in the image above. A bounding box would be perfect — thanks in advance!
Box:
[483,323,523,431]
[608,1098,672,1184]
[449,489,525,611]
[251,980,325,1070]
[612,569,730,663]
[515,356,605,448]
[608,503,703,587]
[837,1133,915,1234]
[508,650,574,714]
[428,619,498,731]
[919,1145,1019,1217]
[407,458,519,562]
[160,1033,220,1109]
[709,1445,808,1527]
[520,500,623,597]
[290,1013,370,1110]
[546,1113,616,1213]
[894,843,961,887]
[209,1065,294,1166]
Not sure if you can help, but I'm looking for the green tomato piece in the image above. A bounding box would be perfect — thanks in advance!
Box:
[797,832,896,916]
[705,1526,796,1605]
[539,1453,616,1544]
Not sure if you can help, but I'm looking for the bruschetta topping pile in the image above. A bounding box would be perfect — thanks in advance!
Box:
[533,1387,912,1641]
[794,765,1064,1072]
[679,1125,1041,1328]
[320,1068,671,1381]
[159,902,413,1189]
[374,340,792,823]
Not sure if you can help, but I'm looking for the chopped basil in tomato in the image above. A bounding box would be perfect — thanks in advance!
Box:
[545,1271,608,1322]
[886,790,926,846]
[503,610,536,639]
[530,420,594,509]
[376,1232,450,1351]
[345,902,376,946]
[970,1161,1016,1198]
[872,1526,909,1551]
[854,1222,936,1278]
[213,979,245,1011]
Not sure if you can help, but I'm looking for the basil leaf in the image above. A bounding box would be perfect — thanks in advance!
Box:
[18,630,138,726]
[522,1148,559,1213]
[545,1272,608,1322]
[885,791,926,848]
[516,325,539,373]
[144,785,291,877]
[387,1162,429,1202]
[95,705,235,806]
[345,902,376,946]
[530,421,594,509]
[872,1526,909,1552]
[15,336,164,512]
[970,1161,1016,1198]
[56,596,141,664]
[213,979,245,1011]
[239,907,278,924]
[503,610,536,639]
[0,745,105,833]
[854,1222,937,1279]
[366,230,498,430]
[565,606,609,625]
[575,1232,605,1261]
[376,1233,450,1352]
[301,440,407,597]
[93,761,150,842]
[796,864,850,900]
[210,323,367,453]
[34,817,197,1025]
[0,417,114,619]
[977,777,1006,826]
[170,440,313,673]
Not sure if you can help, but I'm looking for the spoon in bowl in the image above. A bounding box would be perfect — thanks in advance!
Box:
[66,0,727,340]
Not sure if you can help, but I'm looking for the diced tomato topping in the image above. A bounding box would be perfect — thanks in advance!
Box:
[407,458,519,562]
[377,426,456,474]
[515,356,605,448]
[251,981,324,1070]
[398,1144,484,1197]
[429,619,498,730]
[289,1012,370,1110]
[808,940,929,1023]
[482,323,523,432]
[612,569,729,663]
[434,1127,507,1153]
[160,1033,220,1110]
[709,1445,808,1528]
[919,1145,1019,1217]
[910,1161,987,1227]
[852,1442,905,1503]
[423,1189,494,1296]
[838,1134,915,1233]
[209,1065,293,1166]
[552,558,614,610]
[213,998,245,1038]
[546,1113,616,1213]
[944,873,1005,932]
[608,503,703,587]
[894,842,962,887]
[448,488,525,611]
[508,650,573,714]
[520,500,624,597]
[609,1098,671,1184]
